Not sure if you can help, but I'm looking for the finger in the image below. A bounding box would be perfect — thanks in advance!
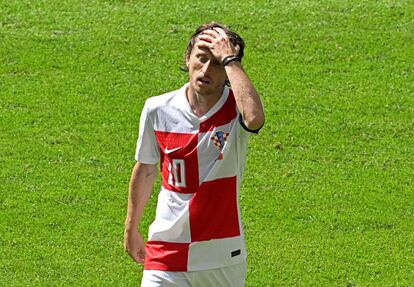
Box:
[197,34,214,43]
[195,40,213,50]
[234,44,240,54]
[135,254,144,264]
[129,249,144,264]
[200,29,219,38]
[212,27,235,50]
[135,249,145,264]
[212,27,228,39]
[124,244,140,261]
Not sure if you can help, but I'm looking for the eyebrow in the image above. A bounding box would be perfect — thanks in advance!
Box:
[194,46,210,54]
[195,51,208,57]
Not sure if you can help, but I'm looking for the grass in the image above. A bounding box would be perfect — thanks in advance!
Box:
[1,0,413,286]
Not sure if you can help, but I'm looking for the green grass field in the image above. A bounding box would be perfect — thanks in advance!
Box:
[1,0,413,286]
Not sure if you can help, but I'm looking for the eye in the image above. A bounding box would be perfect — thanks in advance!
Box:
[198,56,208,63]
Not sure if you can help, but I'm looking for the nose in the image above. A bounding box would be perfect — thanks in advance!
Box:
[201,60,212,75]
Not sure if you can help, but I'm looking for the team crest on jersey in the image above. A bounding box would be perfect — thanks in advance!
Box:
[210,131,229,160]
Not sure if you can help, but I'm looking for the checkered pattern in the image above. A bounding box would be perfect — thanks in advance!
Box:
[210,131,229,160]
[211,131,229,149]
[135,84,251,272]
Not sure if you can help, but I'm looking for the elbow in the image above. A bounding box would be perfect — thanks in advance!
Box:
[244,113,265,131]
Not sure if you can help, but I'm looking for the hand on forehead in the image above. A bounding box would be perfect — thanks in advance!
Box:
[199,27,226,38]
[193,42,211,53]
[195,28,232,48]
[192,27,239,62]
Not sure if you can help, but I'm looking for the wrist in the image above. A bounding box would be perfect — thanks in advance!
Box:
[124,217,139,229]
[222,55,241,66]
[224,60,242,68]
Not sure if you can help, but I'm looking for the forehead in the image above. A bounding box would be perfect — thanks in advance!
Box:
[191,42,212,56]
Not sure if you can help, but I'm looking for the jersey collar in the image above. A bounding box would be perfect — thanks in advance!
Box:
[179,83,229,122]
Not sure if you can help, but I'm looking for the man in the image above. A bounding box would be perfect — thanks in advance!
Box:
[124,22,264,287]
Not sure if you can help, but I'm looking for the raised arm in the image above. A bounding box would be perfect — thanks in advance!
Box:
[197,27,265,131]
[124,162,157,264]
[224,61,264,131]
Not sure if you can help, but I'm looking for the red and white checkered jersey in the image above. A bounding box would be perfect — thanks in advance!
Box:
[135,83,251,272]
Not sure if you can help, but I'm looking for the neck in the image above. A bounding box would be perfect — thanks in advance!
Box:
[186,85,224,117]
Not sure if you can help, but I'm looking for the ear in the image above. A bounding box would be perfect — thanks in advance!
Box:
[185,54,190,68]
[223,74,229,87]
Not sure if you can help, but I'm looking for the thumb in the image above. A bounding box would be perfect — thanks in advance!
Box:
[137,248,146,263]
[234,44,240,55]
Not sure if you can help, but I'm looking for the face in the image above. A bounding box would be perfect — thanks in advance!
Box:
[186,43,227,97]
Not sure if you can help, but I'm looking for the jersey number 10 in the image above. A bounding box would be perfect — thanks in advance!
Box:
[168,159,186,188]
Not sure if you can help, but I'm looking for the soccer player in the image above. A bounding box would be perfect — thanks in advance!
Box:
[124,22,265,287]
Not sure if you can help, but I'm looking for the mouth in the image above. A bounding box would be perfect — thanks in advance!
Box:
[197,77,211,85]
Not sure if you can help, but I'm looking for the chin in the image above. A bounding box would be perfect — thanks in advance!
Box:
[198,85,215,95]
[191,82,209,94]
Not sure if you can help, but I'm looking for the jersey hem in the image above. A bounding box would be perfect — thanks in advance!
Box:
[187,255,247,272]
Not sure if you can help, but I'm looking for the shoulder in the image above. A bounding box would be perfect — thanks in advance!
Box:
[144,90,177,111]
[143,85,186,113]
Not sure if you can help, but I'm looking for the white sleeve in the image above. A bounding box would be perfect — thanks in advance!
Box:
[134,101,160,164]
